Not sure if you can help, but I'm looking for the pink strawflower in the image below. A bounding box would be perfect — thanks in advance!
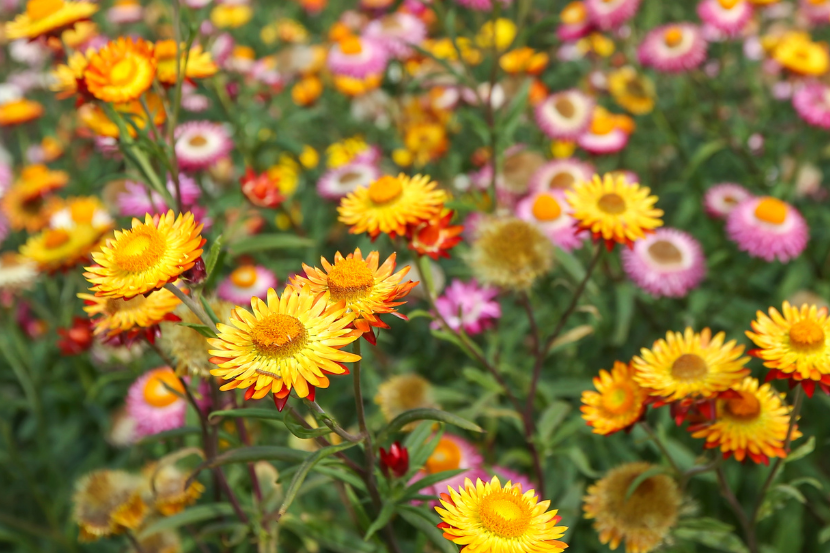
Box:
[516,190,588,252]
[535,89,595,139]
[408,433,485,505]
[704,183,753,219]
[577,127,630,154]
[327,36,389,79]
[217,264,278,304]
[586,0,642,30]
[529,158,596,193]
[317,162,381,201]
[126,367,187,438]
[174,121,233,171]
[726,196,809,263]
[799,0,830,25]
[431,279,501,335]
[558,2,593,42]
[211,33,235,66]
[621,228,706,298]
[364,12,427,59]
[697,0,752,37]
[638,23,708,73]
[117,175,202,217]
[453,0,511,11]
[793,82,830,129]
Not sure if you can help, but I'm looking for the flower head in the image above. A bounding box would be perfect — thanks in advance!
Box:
[408,211,464,260]
[608,67,655,115]
[772,32,829,76]
[793,83,830,129]
[175,121,233,171]
[703,183,753,219]
[468,218,554,290]
[79,287,182,338]
[327,35,389,79]
[72,469,146,541]
[375,374,438,427]
[516,189,589,252]
[217,264,278,305]
[586,0,641,30]
[379,442,409,478]
[160,300,234,377]
[726,196,808,263]
[697,0,752,37]
[529,158,595,193]
[637,23,707,73]
[0,98,44,127]
[6,0,98,40]
[558,2,592,41]
[364,12,427,59]
[84,37,156,103]
[20,224,102,273]
[154,40,218,85]
[581,361,647,435]
[240,168,285,208]
[317,162,381,201]
[432,279,501,335]
[126,367,188,437]
[621,228,706,298]
[535,89,595,139]
[1,164,67,232]
[78,94,167,138]
[143,461,205,515]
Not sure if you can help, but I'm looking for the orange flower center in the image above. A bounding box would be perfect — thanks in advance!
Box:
[339,36,363,55]
[554,97,576,118]
[789,320,825,350]
[724,391,761,420]
[327,257,374,302]
[753,197,787,225]
[478,491,531,538]
[598,192,626,214]
[601,384,635,415]
[189,134,208,147]
[27,0,63,20]
[70,200,97,224]
[671,353,708,380]
[230,265,258,288]
[664,28,684,48]
[647,240,683,264]
[367,175,403,205]
[143,369,185,408]
[109,58,138,86]
[43,228,70,249]
[112,226,166,274]
[717,0,741,8]
[531,194,562,222]
[560,2,587,25]
[250,314,307,358]
[425,437,462,473]
[590,114,616,135]
[549,172,575,189]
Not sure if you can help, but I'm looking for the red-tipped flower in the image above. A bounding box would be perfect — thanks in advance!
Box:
[379,441,409,478]
[57,317,94,355]
[408,211,464,260]
[241,168,285,208]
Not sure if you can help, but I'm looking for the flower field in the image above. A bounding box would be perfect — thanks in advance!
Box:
[2,0,830,552]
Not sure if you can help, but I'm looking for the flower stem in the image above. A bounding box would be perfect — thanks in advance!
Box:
[717,465,758,553]
[164,283,218,334]
[639,421,681,475]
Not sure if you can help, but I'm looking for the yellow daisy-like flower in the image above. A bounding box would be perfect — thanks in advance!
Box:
[632,327,749,402]
[581,361,647,436]
[746,302,830,394]
[159,300,234,376]
[583,462,680,553]
[72,469,147,541]
[338,174,448,239]
[78,93,167,138]
[607,67,655,115]
[154,40,218,85]
[78,287,182,337]
[20,224,102,273]
[50,50,90,99]
[208,286,362,402]
[61,19,97,48]
[143,462,205,516]
[1,165,67,232]
[326,135,371,168]
[435,476,569,553]
[5,0,98,40]
[375,374,438,427]
[210,3,252,28]
[84,211,204,299]
[84,37,156,103]
[689,377,801,464]
[771,32,829,76]
[291,248,416,337]
[566,173,663,249]
[0,98,44,127]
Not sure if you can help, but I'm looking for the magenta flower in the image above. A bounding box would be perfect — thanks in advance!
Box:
[726,196,809,263]
[432,279,501,335]
[621,228,706,298]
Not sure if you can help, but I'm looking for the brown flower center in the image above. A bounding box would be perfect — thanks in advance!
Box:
[339,171,362,185]
[549,171,575,189]
[554,97,576,118]
[250,314,307,358]
[367,175,403,205]
[789,320,825,351]
[188,134,208,147]
[327,257,374,302]
[598,192,626,214]
[647,240,683,264]
[671,353,708,380]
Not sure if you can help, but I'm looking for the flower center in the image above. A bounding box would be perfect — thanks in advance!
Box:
[250,314,308,358]
[43,228,70,249]
[326,257,375,302]
[560,2,587,25]
[381,15,403,31]
[105,295,145,315]
[27,0,63,20]
[70,200,96,224]
[339,36,363,55]
[789,320,825,350]
[671,353,708,380]
[601,384,635,415]
[22,196,44,215]
[479,491,531,538]
[722,194,737,206]
[598,193,626,214]
[549,171,575,189]
[531,194,562,222]
[339,171,362,185]
[109,58,137,86]
[230,265,258,288]
[717,0,740,8]
[425,437,462,473]
[188,134,208,147]
[664,27,684,48]
[367,175,403,205]
[112,226,166,274]
[554,97,576,118]
[590,114,616,135]
[142,369,185,408]
[753,197,787,225]
[647,240,683,264]
[724,391,761,420]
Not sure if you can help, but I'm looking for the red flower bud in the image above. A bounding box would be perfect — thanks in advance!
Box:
[57,317,94,355]
[241,168,285,208]
[379,441,409,478]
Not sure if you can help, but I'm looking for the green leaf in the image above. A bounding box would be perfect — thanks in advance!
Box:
[204,235,224,278]
[818,525,830,544]
[378,408,483,443]
[138,426,201,444]
[177,322,217,339]
[138,503,237,539]
[188,446,307,486]
[536,401,571,446]
[566,447,599,478]
[418,255,436,297]
[313,464,366,491]
[277,442,359,517]
[674,527,749,553]
[625,465,672,501]
[683,139,726,180]
[406,309,434,321]
[772,483,806,504]
[461,366,503,394]
[611,282,635,346]
[199,294,222,325]
[402,469,466,500]
[229,233,314,255]
[500,78,531,140]
[789,476,823,491]
[283,414,334,439]
[785,435,815,463]
[408,427,445,472]
[677,517,736,534]
[364,501,396,540]
[398,505,457,553]
[208,408,283,423]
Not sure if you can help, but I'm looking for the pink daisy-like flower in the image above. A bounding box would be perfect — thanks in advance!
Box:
[726,196,809,263]
[409,433,485,506]
[516,189,588,252]
[453,0,512,11]
[107,1,143,24]
[364,12,427,59]
[174,121,233,171]
[586,0,642,30]
[793,82,830,129]
[638,23,708,74]
[697,0,752,37]
[217,264,278,305]
[0,161,11,195]
[117,175,202,217]
[704,183,754,219]
[529,158,596,193]
[490,466,535,493]
[327,36,389,79]
[558,2,593,42]
[577,126,630,154]
[799,0,830,25]
[317,162,381,201]
[621,228,706,298]
[431,279,501,335]
[535,89,595,139]
[211,33,235,67]
[126,367,187,438]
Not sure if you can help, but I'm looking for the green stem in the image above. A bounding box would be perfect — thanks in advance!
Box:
[639,421,681,475]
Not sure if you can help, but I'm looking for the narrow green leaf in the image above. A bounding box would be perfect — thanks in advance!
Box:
[313,464,366,491]
[378,408,483,444]
[199,294,222,325]
[208,408,283,423]
[204,235,224,277]
[364,501,396,540]
[536,402,571,445]
[407,309,435,321]
[138,503,237,538]
[229,233,314,255]
[566,447,599,479]
[674,527,749,553]
[772,483,806,504]
[177,322,217,339]
[611,282,635,346]
[785,435,815,463]
[625,465,672,501]
[283,414,334,439]
[402,469,466,500]
[818,525,830,544]
[409,427,445,472]
[398,506,457,553]
[187,446,307,487]
[277,442,359,517]
[418,255,436,297]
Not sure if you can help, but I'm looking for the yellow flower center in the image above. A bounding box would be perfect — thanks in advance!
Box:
[753,197,787,225]
[560,2,587,25]
[230,265,258,288]
[590,114,616,135]
[671,353,708,380]
[549,171,575,189]
[112,226,166,274]
[479,491,531,538]
[602,384,635,415]
[43,228,70,249]
[425,438,462,473]
[189,134,208,147]
[789,320,825,351]
[27,0,63,20]
[724,391,761,420]
[367,175,403,205]
[531,194,562,222]
[327,257,375,302]
[647,240,683,265]
[339,36,363,56]
[598,193,626,214]
[250,314,308,358]
[70,200,97,224]
[109,58,138,86]
[554,97,576,118]
[717,0,741,8]
[143,370,185,408]
[664,27,684,48]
